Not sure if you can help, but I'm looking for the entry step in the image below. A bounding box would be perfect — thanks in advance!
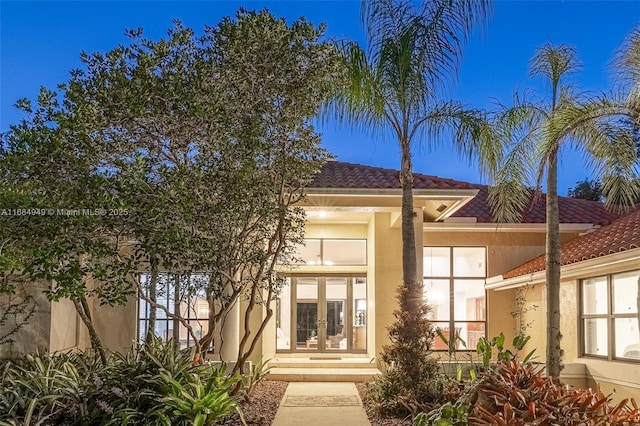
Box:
[267,367,380,382]
[269,357,376,369]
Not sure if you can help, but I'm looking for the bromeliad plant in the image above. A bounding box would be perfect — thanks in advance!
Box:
[0,336,251,425]
[469,358,640,425]
[160,372,243,426]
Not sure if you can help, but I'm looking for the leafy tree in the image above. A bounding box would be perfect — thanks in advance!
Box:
[0,90,133,364]
[568,179,603,201]
[1,10,340,370]
[486,44,639,381]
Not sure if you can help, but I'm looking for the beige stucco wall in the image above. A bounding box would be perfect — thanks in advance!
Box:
[373,212,403,358]
[49,297,80,352]
[92,296,137,354]
[0,280,51,359]
[517,273,640,403]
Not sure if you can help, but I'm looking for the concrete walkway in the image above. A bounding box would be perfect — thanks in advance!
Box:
[271,382,371,426]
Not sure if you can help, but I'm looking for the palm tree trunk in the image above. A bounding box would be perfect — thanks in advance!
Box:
[400,141,419,310]
[546,149,562,382]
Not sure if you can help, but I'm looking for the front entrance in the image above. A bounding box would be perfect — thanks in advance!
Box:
[276,276,367,353]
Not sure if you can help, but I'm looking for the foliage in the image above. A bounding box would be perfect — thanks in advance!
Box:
[327,0,493,306]
[413,401,471,426]
[1,8,339,365]
[568,179,605,201]
[568,177,640,204]
[0,336,250,425]
[366,285,443,416]
[237,357,271,402]
[415,357,640,426]
[333,0,492,416]
[475,333,536,369]
[484,42,640,381]
[469,359,640,425]
[510,282,539,336]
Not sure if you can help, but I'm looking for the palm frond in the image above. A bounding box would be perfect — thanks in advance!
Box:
[411,100,501,180]
[550,95,640,212]
[613,25,640,109]
[530,43,581,90]
[322,41,389,137]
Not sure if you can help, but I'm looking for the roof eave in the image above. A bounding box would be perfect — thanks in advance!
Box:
[424,223,598,233]
[305,188,478,197]
[486,248,640,291]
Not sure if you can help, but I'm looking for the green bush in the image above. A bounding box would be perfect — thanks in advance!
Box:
[0,336,247,425]
[364,285,445,416]
[469,359,640,425]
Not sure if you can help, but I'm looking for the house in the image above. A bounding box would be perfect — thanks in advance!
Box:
[486,204,640,401]
[2,160,637,400]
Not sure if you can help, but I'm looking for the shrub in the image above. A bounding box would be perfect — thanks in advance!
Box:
[469,359,640,425]
[365,285,444,416]
[0,336,248,425]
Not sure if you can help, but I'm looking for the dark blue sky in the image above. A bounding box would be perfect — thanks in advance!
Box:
[2,1,639,194]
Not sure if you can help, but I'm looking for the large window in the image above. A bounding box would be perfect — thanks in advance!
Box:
[581,270,640,361]
[138,273,210,350]
[423,247,486,350]
[293,239,367,266]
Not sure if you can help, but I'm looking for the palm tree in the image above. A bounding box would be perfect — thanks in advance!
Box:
[327,0,492,315]
[487,44,640,382]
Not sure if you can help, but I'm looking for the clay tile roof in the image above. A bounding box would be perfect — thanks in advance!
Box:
[452,185,620,225]
[309,161,620,226]
[309,160,472,190]
[503,207,640,279]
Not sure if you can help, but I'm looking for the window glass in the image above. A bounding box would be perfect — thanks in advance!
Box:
[424,279,450,321]
[276,279,292,350]
[613,271,639,314]
[615,318,640,360]
[138,273,209,349]
[353,277,367,351]
[456,322,485,351]
[453,280,486,321]
[293,239,321,265]
[582,277,608,315]
[431,322,453,350]
[583,318,608,356]
[323,239,366,265]
[423,247,450,277]
[453,247,486,277]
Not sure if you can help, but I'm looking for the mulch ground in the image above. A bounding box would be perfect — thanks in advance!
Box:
[225,380,414,425]
[223,380,288,425]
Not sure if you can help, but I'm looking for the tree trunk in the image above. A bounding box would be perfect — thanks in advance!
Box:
[400,141,420,311]
[73,294,107,365]
[545,149,562,382]
[146,267,158,344]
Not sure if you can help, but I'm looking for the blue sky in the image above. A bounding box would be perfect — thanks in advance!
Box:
[2,1,639,194]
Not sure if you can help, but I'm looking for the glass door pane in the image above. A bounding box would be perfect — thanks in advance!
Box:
[326,277,347,351]
[353,277,367,351]
[296,278,319,351]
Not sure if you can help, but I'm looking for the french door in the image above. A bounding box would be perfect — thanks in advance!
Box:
[276,276,367,353]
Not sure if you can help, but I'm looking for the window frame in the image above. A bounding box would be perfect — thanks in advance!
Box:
[137,273,211,350]
[423,246,487,351]
[294,238,367,266]
[579,270,640,363]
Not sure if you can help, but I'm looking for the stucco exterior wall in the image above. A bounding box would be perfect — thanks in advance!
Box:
[92,296,137,354]
[0,280,50,359]
[517,275,640,403]
[373,212,402,358]
[49,297,79,352]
